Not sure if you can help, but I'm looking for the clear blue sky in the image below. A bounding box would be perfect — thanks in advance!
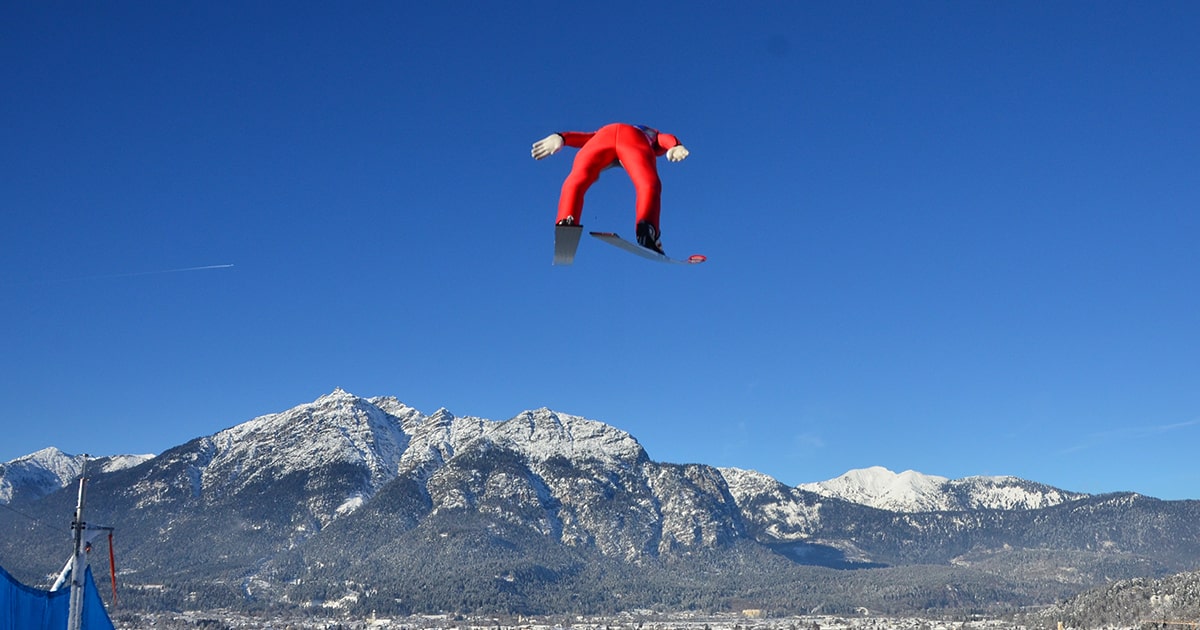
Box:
[3,2,1197,500]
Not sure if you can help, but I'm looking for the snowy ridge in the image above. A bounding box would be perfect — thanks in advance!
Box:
[0,447,152,504]
[202,388,411,496]
[4,393,1089,516]
[482,408,644,465]
[798,465,1087,512]
[720,466,786,498]
[2,393,1082,519]
[395,406,645,477]
[720,467,824,540]
[798,466,951,512]
[100,454,155,473]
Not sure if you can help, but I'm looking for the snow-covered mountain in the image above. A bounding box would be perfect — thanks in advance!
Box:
[4,389,1198,617]
[105,388,740,567]
[188,389,414,520]
[6,427,1081,516]
[796,465,1087,512]
[0,447,152,504]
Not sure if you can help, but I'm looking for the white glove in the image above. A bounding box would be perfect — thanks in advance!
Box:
[531,134,564,160]
[666,145,689,162]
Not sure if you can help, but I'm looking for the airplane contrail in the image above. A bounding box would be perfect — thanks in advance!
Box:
[90,263,236,279]
[5,263,236,288]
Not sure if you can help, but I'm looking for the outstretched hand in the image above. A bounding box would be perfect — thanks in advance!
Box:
[666,145,689,162]
[531,134,564,160]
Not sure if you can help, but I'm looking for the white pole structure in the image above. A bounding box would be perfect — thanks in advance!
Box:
[67,456,90,630]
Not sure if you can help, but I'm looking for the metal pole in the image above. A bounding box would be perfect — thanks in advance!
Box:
[67,456,90,630]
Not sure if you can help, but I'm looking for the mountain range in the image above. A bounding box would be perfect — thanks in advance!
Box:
[1,389,1197,618]
[0,447,151,504]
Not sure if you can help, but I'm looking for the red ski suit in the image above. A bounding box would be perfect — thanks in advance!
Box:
[554,123,683,231]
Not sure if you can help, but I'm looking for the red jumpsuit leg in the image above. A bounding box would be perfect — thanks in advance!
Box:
[556,125,619,225]
[613,124,662,231]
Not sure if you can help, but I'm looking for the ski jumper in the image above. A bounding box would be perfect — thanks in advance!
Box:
[554,123,683,231]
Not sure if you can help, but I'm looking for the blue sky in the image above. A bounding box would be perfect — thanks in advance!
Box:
[3,2,1197,499]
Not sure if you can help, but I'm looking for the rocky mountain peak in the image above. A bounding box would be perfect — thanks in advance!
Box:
[485,408,646,466]
[201,389,410,497]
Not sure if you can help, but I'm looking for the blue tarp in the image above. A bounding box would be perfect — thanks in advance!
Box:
[1,564,115,630]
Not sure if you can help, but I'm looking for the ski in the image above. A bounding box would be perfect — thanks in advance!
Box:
[553,224,584,265]
[589,231,706,265]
